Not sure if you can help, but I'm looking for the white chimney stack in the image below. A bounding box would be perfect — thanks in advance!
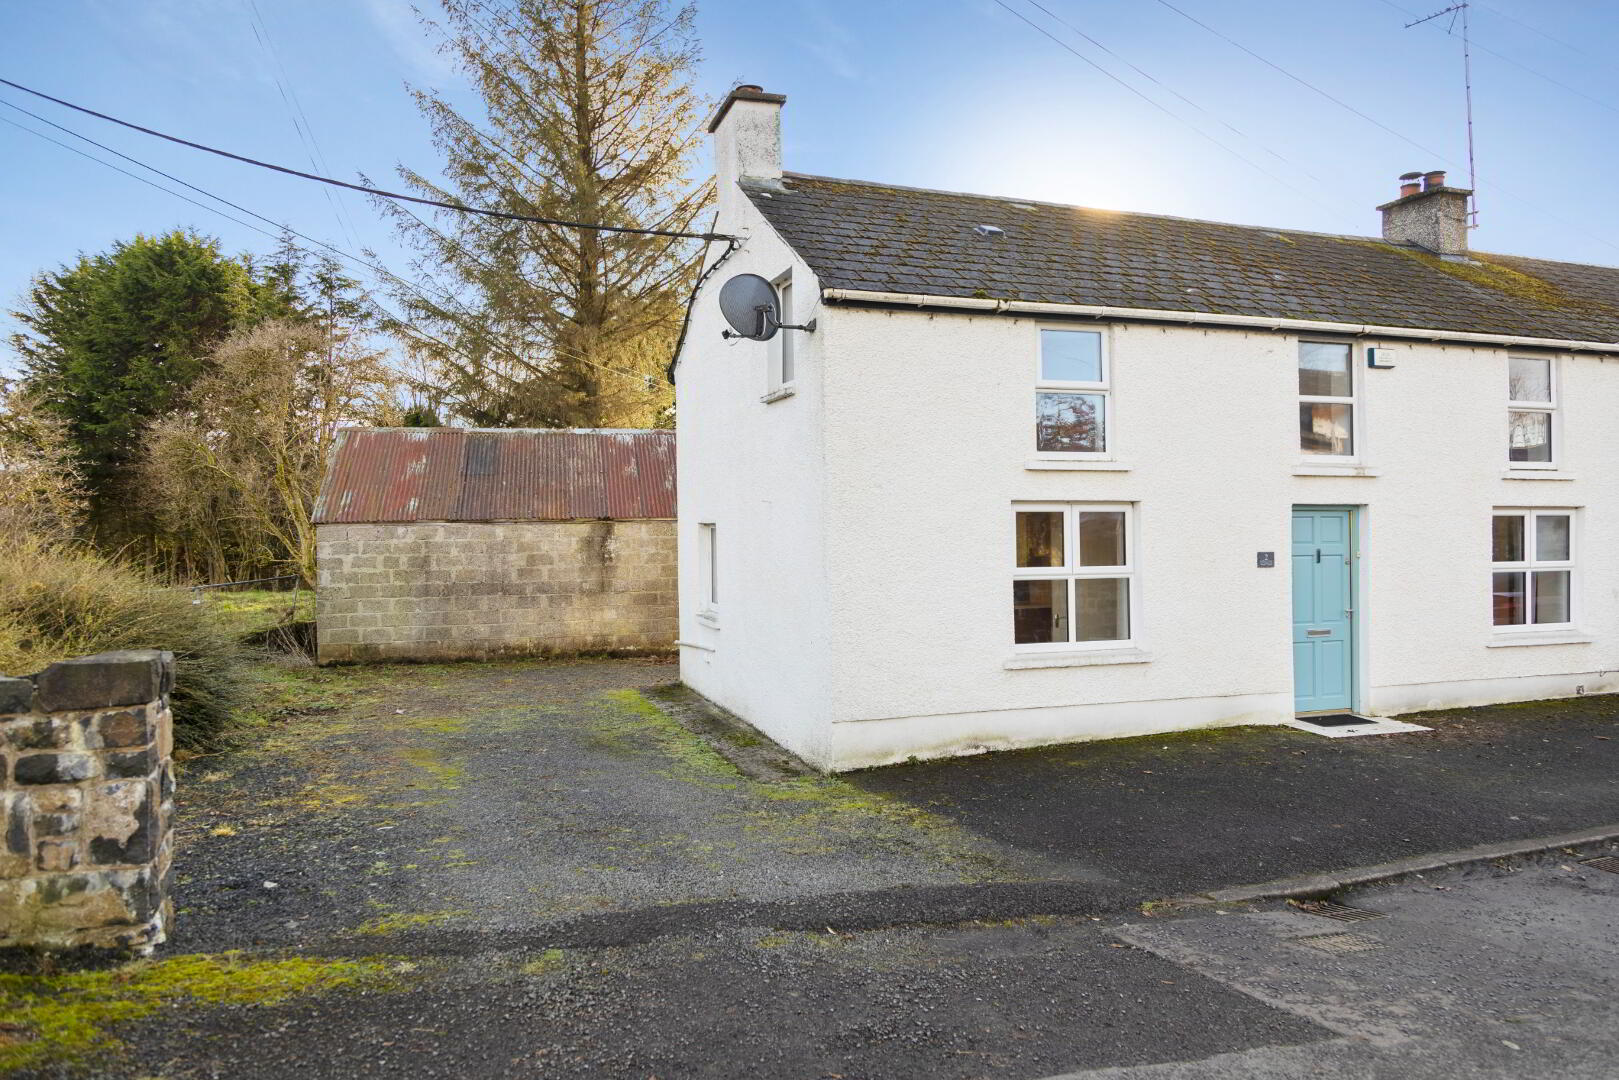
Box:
[708,84,785,227]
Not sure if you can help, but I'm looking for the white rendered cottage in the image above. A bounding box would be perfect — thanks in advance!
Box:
[674,84,1619,772]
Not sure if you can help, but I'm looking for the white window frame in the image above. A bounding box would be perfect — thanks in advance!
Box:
[767,271,795,394]
[1011,502,1137,651]
[1034,327,1110,459]
[1507,354,1557,471]
[697,522,718,614]
[1297,339,1359,461]
[1491,508,1575,632]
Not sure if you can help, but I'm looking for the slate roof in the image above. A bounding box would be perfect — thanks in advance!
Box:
[313,428,675,524]
[745,173,1619,345]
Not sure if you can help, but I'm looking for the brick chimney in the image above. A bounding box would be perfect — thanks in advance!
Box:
[1377,169,1473,258]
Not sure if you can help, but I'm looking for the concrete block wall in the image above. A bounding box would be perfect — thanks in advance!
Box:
[316,520,677,663]
[1,650,175,954]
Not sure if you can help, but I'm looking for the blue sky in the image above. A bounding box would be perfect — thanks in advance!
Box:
[3,0,1616,372]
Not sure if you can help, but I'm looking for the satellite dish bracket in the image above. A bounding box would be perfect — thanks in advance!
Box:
[720,306,817,340]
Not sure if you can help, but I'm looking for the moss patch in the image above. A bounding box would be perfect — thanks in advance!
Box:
[590,689,741,786]
[352,909,468,936]
[518,948,568,976]
[1392,247,1619,319]
[398,746,466,790]
[0,952,400,1072]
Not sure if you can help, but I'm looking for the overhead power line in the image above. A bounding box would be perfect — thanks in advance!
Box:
[1378,0,1619,118]
[1146,0,1619,257]
[0,75,734,244]
[0,113,277,243]
[990,0,1340,214]
[240,0,363,250]
[0,99,665,391]
[1021,0,1338,191]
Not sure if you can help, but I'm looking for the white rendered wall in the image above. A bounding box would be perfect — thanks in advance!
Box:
[675,181,834,765]
[806,308,1619,769]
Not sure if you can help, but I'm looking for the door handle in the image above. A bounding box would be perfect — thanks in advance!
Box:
[1315,548,1321,563]
[1344,608,1354,616]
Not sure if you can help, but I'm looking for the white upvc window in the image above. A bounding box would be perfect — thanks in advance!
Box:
[1298,341,1356,458]
[1035,328,1108,455]
[697,523,718,612]
[1012,503,1136,648]
[1491,509,1574,630]
[1508,355,1556,468]
[768,272,795,392]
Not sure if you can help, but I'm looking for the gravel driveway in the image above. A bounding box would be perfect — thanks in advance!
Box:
[10,657,1615,1078]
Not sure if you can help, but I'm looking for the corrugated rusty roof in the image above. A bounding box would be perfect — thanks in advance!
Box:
[313,428,675,523]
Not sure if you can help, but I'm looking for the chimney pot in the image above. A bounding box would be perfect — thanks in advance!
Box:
[1423,170,1447,190]
[1399,171,1423,198]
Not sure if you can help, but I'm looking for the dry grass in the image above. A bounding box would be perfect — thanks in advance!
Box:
[0,536,250,747]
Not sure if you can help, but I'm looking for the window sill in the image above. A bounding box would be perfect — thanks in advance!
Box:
[1486,630,1592,648]
[1502,469,1573,481]
[1025,459,1130,472]
[695,611,721,629]
[1004,647,1153,670]
[760,386,796,404]
[1293,463,1380,477]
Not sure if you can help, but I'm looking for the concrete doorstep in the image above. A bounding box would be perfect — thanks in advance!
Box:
[1185,822,1619,906]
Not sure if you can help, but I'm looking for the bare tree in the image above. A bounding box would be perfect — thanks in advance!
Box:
[143,321,399,585]
[0,380,88,542]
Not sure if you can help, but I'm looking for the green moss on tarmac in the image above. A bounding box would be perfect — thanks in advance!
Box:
[352,909,468,936]
[592,689,742,785]
[519,948,568,976]
[0,952,401,1073]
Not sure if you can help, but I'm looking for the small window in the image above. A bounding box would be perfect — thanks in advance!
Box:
[1492,510,1573,628]
[1508,356,1555,467]
[1013,503,1134,647]
[697,523,718,610]
[1298,341,1355,457]
[769,274,794,391]
[1035,329,1107,455]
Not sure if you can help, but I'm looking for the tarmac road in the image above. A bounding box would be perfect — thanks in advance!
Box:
[1055,857,1619,1079]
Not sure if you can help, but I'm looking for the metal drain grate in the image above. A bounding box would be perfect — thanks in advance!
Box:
[1294,932,1384,954]
[1582,856,1619,875]
[1291,899,1387,922]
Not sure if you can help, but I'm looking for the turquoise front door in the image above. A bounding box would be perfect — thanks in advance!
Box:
[1292,509,1355,713]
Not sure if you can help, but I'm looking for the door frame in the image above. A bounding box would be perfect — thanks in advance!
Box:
[1291,504,1364,715]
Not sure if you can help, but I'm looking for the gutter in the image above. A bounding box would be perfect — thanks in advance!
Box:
[821,288,1619,355]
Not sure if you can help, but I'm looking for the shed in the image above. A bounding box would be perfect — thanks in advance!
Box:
[312,427,676,663]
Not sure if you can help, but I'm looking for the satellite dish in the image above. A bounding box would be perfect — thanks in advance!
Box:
[718,273,780,341]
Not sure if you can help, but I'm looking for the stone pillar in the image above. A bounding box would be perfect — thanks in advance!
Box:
[1,650,175,955]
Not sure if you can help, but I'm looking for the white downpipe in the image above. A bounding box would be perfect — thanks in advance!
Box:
[821,288,1619,355]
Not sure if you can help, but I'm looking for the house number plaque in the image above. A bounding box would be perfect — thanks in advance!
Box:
[1256,552,1275,568]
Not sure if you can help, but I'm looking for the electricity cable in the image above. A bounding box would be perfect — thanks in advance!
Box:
[0,102,667,390]
[991,0,1340,215]
[0,75,734,243]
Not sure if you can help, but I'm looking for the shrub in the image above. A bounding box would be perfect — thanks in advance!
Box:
[0,537,248,748]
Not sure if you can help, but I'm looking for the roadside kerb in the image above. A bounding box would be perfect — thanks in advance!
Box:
[1185,823,1619,907]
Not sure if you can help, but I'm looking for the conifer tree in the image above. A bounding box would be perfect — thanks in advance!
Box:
[381,0,709,428]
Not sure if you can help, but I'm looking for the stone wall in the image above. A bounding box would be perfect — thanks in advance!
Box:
[316,519,677,663]
[1,650,175,954]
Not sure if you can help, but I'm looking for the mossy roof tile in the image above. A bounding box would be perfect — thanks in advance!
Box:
[747,174,1619,343]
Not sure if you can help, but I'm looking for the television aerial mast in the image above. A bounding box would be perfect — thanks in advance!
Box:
[1404,2,1479,228]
